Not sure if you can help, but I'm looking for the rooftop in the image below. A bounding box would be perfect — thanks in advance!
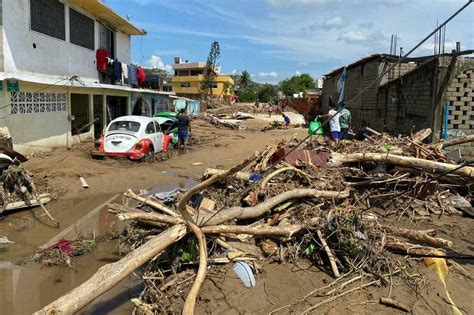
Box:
[71,0,146,35]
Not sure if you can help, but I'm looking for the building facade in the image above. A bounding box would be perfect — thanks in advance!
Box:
[322,52,474,155]
[171,60,234,99]
[0,0,173,154]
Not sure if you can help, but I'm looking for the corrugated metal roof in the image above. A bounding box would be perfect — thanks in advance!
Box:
[71,0,146,35]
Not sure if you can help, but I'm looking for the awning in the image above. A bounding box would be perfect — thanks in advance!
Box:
[70,0,146,35]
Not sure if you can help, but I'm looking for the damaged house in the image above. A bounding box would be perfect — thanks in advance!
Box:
[322,49,474,156]
[0,0,173,154]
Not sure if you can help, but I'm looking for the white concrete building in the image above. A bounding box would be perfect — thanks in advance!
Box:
[0,0,172,153]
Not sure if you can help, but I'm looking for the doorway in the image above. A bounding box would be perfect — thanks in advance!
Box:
[70,94,90,136]
[105,96,127,124]
[93,95,104,139]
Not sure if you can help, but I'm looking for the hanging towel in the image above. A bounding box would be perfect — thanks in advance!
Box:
[128,65,139,87]
[121,63,128,84]
[113,60,122,82]
[137,67,146,87]
[96,49,108,73]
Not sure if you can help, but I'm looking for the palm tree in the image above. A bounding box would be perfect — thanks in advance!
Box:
[239,70,251,89]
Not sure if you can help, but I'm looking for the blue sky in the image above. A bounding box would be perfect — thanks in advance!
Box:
[106,0,473,83]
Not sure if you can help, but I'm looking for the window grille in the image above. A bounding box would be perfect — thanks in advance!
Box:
[11,92,67,114]
[69,8,95,50]
[30,0,65,40]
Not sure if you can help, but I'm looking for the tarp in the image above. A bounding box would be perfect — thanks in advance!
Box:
[187,101,201,117]
[337,67,347,110]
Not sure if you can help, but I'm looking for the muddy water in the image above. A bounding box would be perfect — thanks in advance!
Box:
[0,174,197,314]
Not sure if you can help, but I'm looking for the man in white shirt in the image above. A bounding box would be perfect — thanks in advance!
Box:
[318,103,341,142]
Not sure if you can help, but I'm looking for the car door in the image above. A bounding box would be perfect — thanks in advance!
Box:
[154,121,164,152]
[144,122,159,153]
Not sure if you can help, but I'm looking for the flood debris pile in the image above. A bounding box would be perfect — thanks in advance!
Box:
[36,128,474,315]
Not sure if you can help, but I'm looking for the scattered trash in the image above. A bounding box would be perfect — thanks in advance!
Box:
[233,261,256,288]
[79,176,89,189]
[154,188,185,204]
[0,235,13,249]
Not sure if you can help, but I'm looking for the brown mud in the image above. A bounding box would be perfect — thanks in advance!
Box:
[1,117,473,314]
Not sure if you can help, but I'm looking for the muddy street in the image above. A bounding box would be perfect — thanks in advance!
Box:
[0,120,305,314]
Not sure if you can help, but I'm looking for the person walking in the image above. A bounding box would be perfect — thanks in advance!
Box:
[318,103,341,143]
[176,108,191,150]
[339,107,352,140]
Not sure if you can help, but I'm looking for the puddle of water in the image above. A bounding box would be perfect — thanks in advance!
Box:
[0,171,198,314]
[0,240,139,315]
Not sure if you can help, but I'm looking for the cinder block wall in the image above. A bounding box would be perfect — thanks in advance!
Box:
[445,68,474,157]
[383,60,437,135]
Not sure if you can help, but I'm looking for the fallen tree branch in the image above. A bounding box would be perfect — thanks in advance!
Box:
[430,134,474,149]
[383,226,452,248]
[35,224,187,315]
[109,203,184,226]
[260,166,311,189]
[385,237,447,256]
[203,168,252,181]
[380,297,410,312]
[177,153,258,314]
[331,153,474,179]
[197,189,349,226]
[317,229,340,278]
[124,189,179,217]
[201,224,302,237]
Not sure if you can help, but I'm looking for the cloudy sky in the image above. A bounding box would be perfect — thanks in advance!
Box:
[106,0,473,83]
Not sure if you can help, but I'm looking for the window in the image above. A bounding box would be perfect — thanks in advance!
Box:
[154,122,161,133]
[145,122,156,134]
[99,23,115,59]
[30,0,65,40]
[211,83,218,89]
[180,82,191,88]
[69,9,95,50]
[108,121,141,133]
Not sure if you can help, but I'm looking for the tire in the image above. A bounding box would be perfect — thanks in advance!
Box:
[143,146,154,162]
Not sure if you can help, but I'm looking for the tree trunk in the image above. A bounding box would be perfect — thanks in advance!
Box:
[201,224,302,237]
[109,203,184,226]
[203,168,252,182]
[431,134,474,149]
[197,189,349,226]
[383,226,452,248]
[330,153,474,179]
[35,225,187,315]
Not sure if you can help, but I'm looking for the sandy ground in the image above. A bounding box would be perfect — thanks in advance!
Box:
[1,111,473,314]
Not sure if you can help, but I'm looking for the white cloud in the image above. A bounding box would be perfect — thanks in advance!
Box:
[146,55,172,73]
[322,16,345,29]
[295,71,301,75]
[258,71,278,78]
[231,69,238,74]
[338,30,387,45]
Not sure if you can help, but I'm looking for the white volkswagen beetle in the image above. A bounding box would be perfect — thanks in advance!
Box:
[92,116,164,161]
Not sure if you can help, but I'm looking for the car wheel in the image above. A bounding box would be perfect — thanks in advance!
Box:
[143,146,154,162]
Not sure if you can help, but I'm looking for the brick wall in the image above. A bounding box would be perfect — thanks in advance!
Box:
[444,67,474,157]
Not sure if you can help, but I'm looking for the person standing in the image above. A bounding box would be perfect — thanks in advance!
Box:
[339,107,352,140]
[176,108,191,150]
[318,103,341,143]
[267,103,273,117]
[282,113,291,126]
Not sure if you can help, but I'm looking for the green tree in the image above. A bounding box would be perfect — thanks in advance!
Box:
[257,84,278,103]
[237,84,258,102]
[239,70,251,89]
[201,41,221,95]
[279,73,315,97]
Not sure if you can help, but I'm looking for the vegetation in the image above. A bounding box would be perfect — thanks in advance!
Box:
[279,73,315,97]
[201,41,221,95]
[239,70,251,89]
[257,84,279,103]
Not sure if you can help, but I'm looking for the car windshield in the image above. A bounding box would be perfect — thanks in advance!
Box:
[108,121,141,133]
